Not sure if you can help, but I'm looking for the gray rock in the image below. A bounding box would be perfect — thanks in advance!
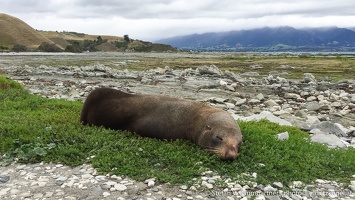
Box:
[114,183,128,191]
[240,72,260,77]
[307,96,317,101]
[256,93,265,101]
[197,65,222,76]
[249,99,261,104]
[351,95,355,103]
[311,121,348,137]
[235,98,247,106]
[294,110,307,118]
[277,132,289,140]
[249,64,263,69]
[224,85,236,92]
[264,99,278,107]
[233,111,292,126]
[304,73,317,83]
[331,102,342,108]
[211,97,228,104]
[285,93,300,99]
[305,101,322,111]
[311,133,347,148]
[263,185,277,192]
[0,175,10,183]
[273,182,283,188]
[182,79,220,90]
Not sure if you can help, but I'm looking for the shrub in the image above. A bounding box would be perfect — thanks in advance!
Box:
[38,42,62,52]
[0,45,9,51]
[65,42,83,53]
[12,44,27,52]
[0,75,23,90]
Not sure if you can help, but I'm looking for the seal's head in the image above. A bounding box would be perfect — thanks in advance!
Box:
[197,112,243,160]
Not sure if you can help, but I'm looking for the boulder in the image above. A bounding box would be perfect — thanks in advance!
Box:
[310,121,348,137]
[240,72,260,77]
[305,101,322,111]
[311,133,347,148]
[277,131,289,140]
[304,73,317,83]
[197,65,222,76]
[232,111,292,126]
[264,99,278,107]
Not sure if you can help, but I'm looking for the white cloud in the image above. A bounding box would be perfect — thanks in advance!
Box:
[1,0,355,41]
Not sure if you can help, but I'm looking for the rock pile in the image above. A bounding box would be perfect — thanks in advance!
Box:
[1,162,354,199]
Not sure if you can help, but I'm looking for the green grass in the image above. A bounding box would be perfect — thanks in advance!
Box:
[0,75,23,89]
[1,77,355,188]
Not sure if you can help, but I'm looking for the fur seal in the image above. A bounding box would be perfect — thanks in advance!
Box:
[80,88,243,160]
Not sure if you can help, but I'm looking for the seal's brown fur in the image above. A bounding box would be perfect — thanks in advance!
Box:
[80,88,243,160]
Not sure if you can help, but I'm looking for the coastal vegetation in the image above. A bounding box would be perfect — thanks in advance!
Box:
[1,77,354,186]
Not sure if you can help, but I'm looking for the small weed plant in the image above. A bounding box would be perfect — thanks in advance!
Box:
[1,77,354,187]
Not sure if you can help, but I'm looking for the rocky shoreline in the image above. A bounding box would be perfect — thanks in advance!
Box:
[1,61,355,199]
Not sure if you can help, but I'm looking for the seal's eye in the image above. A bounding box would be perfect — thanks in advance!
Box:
[215,136,223,141]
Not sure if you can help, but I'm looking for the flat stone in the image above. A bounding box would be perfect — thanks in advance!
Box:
[264,99,278,107]
[114,184,127,191]
[103,191,110,197]
[277,131,289,140]
[294,110,307,118]
[235,111,292,126]
[285,93,300,99]
[197,65,222,76]
[305,101,321,111]
[256,93,265,101]
[273,182,283,188]
[240,72,259,77]
[235,98,247,106]
[249,99,261,104]
[81,174,93,179]
[311,133,347,148]
[263,185,277,192]
[0,175,10,183]
[311,121,348,137]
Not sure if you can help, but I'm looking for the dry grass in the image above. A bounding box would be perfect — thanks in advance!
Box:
[0,13,53,49]
[121,54,355,80]
[1,52,354,80]
[40,31,123,42]
[0,13,123,50]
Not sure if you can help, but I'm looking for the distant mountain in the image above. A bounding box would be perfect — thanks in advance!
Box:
[0,13,177,52]
[157,26,355,52]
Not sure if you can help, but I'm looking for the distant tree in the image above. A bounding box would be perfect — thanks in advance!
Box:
[65,41,83,53]
[97,36,103,43]
[83,40,98,52]
[38,42,62,52]
[12,44,27,52]
[0,45,9,51]
[124,35,130,42]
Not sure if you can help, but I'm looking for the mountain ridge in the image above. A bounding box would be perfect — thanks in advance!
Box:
[157,26,355,52]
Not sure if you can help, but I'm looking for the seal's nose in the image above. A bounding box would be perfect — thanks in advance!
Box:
[223,146,237,160]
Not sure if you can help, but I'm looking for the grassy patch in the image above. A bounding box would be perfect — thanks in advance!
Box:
[1,78,354,187]
[0,75,23,89]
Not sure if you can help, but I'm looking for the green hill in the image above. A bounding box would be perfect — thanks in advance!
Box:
[0,13,177,52]
[0,13,54,49]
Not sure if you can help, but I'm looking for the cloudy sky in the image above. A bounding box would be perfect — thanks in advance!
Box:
[1,0,355,41]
